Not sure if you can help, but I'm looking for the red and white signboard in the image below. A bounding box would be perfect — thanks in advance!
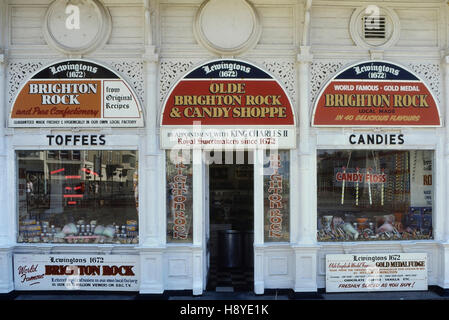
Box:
[312,60,441,127]
[9,60,143,128]
[160,59,296,149]
[326,253,427,293]
[14,254,139,291]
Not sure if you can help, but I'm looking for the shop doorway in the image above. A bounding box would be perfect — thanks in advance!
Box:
[206,151,254,292]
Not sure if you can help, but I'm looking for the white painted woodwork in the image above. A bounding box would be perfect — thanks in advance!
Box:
[0,0,449,295]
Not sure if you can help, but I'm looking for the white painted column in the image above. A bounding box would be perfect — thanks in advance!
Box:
[140,48,160,247]
[0,0,8,243]
[253,148,265,294]
[203,158,210,287]
[192,148,204,295]
[293,46,319,293]
[0,53,7,241]
[439,55,449,289]
[139,48,165,293]
[139,0,165,294]
[435,128,445,242]
[139,0,161,246]
[442,56,449,242]
[296,46,315,244]
[138,247,164,294]
[0,49,13,294]
[0,0,14,293]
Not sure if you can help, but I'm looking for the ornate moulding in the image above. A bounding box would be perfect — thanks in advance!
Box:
[349,5,400,50]
[42,0,112,55]
[193,0,262,56]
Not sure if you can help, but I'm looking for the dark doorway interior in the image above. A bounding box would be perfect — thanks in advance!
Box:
[207,151,254,292]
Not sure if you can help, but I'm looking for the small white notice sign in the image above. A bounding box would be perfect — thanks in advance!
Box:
[326,253,427,293]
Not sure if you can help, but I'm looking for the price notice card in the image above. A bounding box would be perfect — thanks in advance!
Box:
[326,253,427,292]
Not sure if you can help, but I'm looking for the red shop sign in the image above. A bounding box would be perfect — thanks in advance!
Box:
[312,60,441,127]
[160,59,296,149]
[160,59,295,126]
[9,59,143,128]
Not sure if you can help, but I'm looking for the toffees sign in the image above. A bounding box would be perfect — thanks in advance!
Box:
[312,60,441,127]
[160,59,296,149]
[9,60,143,128]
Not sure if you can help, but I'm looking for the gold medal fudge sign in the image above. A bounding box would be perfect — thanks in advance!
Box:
[326,253,427,293]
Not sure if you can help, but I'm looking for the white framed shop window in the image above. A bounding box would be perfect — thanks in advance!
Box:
[165,149,194,244]
[317,147,435,242]
[9,133,142,247]
[314,129,443,244]
[262,149,291,243]
[16,149,139,245]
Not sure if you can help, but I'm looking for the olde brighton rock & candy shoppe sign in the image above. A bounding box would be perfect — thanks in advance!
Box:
[160,59,296,149]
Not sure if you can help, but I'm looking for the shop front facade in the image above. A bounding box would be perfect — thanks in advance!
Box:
[1,0,449,296]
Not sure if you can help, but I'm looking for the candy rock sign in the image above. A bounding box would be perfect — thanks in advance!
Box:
[160,59,296,149]
[9,60,143,128]
[312,60,441,127]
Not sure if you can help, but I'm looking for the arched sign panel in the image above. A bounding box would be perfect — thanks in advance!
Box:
[9,60,144,128]
[312,60,441,127]
[160,59,296,149]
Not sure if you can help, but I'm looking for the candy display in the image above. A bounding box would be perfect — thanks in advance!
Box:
[317,207,432,241]
[317,150,434,242]
[126,220,138,238]
[62,223,77,235]
[18,219,42,242]
[18,218,139,244]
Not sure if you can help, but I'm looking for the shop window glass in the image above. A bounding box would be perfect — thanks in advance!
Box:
[17,150,139,244]
[72,151,81,161]
[317,150,434,242]
[60,150,69,160]
[264,150,290,242]
[166,150,193,243]
[47,151,58,160]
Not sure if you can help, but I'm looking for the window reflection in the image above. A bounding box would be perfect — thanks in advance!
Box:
[264,150,290,242]
[166,150,193,243]
[17,150,138,244]
[317,150,433,241]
